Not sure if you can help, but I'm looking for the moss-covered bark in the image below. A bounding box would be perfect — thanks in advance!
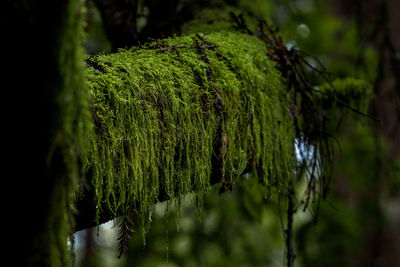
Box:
[79,30,297,232]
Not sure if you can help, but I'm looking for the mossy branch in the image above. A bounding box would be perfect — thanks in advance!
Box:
[75,30,297,231]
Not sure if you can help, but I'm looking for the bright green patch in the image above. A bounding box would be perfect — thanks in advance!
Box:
[85,31,297,234]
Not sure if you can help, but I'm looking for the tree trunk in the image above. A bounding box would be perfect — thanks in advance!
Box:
[2,0,88,265]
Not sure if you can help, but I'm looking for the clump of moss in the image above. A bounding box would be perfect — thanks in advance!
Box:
[85,31,297,233]
[318,78,372,112]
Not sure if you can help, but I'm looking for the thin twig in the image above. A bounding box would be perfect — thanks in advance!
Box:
[285,185,296,267]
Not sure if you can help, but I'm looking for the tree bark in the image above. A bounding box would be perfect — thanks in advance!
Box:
[3,0,88,265]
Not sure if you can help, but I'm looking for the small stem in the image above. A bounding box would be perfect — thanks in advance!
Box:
[286,186,296,267]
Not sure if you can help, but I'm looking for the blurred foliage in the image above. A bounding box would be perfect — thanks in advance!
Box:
[296,122,377,267]
[271,0,377,82]
[84,1,112,54]
[75,0,400,266]
[75,181,288,267]
[125,181,286,267]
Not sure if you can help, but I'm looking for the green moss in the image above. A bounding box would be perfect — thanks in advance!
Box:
[180,7,236,34]
[318,78,372,112]
[85,31,297,232]
[313,77,372,134]
[180,7,256,36]
[41,0,89,265]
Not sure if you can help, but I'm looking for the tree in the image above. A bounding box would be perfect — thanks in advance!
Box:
[3,0,88,266]
[4,0,394,266]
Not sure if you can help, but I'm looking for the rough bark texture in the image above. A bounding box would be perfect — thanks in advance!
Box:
[3,0,88,266]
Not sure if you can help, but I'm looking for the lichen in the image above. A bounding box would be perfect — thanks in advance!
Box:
[85,30,297,234]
